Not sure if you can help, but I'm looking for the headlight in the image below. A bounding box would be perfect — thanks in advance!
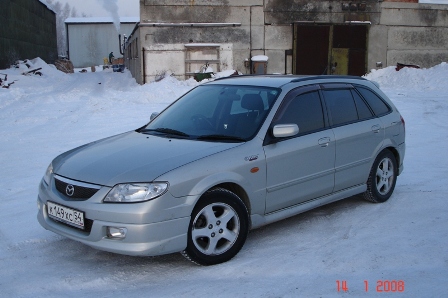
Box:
[43,163,53,186]
[103,182,168,203]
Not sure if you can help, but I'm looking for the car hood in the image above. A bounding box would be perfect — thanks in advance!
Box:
[53,131,242,186]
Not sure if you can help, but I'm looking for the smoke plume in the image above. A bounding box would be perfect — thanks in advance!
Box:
[98,0,120,32]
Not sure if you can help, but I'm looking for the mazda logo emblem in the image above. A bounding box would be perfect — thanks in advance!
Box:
[66,184,75,196]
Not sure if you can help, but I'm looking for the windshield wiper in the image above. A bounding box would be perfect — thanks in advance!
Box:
[196,134,246,142]
[139,128,190,138]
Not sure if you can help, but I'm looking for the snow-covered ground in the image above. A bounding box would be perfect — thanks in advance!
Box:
[1,59,447,297]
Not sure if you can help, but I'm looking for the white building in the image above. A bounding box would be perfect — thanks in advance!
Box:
[65,17,138,68]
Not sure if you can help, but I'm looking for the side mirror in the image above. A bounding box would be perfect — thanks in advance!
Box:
[150,112,159,121]
[272,124,299,138]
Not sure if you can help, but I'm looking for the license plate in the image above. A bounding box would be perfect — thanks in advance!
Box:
[47,201,85,229]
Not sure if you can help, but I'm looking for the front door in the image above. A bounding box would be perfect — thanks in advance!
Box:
[264,86,335,213]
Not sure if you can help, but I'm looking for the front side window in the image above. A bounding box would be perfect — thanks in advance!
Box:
[273,91,325,136]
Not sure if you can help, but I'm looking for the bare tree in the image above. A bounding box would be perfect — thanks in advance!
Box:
[71,7,78,18]
[46,1,81,57]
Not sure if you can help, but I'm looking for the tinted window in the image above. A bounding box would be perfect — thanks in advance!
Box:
[352,90,373,120]
[322,89,358,126]
[356,87,391,116]
[275,91,325,135]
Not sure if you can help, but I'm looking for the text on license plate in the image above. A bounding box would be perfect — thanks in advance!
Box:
[47,201,85,229]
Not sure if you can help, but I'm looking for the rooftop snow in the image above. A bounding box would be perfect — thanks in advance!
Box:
[38,0,56,14]
[65,17,139,24]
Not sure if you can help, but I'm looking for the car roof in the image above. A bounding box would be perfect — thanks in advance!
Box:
[206,75,368,88]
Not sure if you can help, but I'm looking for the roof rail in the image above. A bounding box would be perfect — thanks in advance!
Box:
[212,74,285,82]
[213,74,367,83]
[290,75,366,83]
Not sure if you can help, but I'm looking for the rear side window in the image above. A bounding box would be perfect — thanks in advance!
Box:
[356,87,391,116]
[322,89,358,126]
[275,91,325,135]
[352,90,374,120]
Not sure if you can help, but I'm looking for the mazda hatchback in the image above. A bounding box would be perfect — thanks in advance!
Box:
[37,75,405,265]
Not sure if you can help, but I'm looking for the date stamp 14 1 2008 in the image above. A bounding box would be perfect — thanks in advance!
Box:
[336,280,405,293]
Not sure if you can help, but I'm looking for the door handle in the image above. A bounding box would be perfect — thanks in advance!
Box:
[371,124,381,133]
[318,137,330,147]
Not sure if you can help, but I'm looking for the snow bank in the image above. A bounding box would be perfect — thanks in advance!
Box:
[10,57,62,77]
[364,62,448,92]
[138,74,199,104]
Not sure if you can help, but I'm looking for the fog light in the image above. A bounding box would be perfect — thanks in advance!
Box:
[107,227,127,239]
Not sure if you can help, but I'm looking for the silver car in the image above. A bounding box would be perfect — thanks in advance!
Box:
[37,75,405,265]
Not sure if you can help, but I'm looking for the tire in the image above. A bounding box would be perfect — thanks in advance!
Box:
[364,150,398,203]
[181,188,249,265]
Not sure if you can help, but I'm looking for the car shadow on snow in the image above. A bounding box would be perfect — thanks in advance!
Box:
[239,194,378,257]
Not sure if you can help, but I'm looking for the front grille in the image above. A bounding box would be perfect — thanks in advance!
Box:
[55,178,99,200]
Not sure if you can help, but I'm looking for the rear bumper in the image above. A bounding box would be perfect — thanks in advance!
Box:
[397,142,405,176]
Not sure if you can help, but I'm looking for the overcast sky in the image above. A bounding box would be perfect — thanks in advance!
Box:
[55,0,139,17]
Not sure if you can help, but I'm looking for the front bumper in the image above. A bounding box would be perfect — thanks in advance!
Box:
[37,178,192,256]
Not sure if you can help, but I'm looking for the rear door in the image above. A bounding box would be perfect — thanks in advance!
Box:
[321,85,383,191]
[263,85,335,213]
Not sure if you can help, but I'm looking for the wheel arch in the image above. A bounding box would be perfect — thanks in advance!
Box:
[179,170,253,216]
[382,146,401,175]
[211,183,251,218]
[193,182,252,229]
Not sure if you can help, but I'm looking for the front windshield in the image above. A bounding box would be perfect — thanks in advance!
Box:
[140,84,281,142]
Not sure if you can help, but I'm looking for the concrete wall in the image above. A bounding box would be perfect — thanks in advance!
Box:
[378,2,448,69]
[66,22,136,68]
[264,0,381,75]
[0,0,57,69]
[141,43,234,80]
[135,0,384,80]
[264,0,381,24]
[135,0,262,82]
[125,27,143,83]
[130,0,448,83]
